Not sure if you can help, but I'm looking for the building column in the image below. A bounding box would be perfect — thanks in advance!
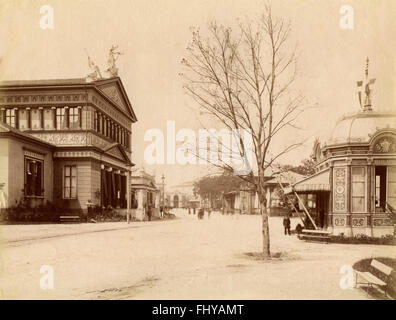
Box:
[126,171,131,223]
[0,108,5,123]
[51,107,56,129]
[116,170,121,208]
[14,108,19,129]
[77,106,82,129]
[26,107,31,129]
[328,163,334,228]
[346,160,352,235]
[106,167,113,208]
[367,160,373,236]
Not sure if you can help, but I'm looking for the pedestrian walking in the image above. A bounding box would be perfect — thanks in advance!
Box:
[160,205,164,219]
[198,208,204,220]
[145,202,152,221]
[283,214,291,235]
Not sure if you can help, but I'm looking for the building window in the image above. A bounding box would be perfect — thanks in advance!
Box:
[25,157,43,197]
[64,165,77,198]
[388,166,396,210]
[351,167,366,212]
[69,107,79,128]
[56,108,66,129]
[94,111,98,131]
[98,113,102,133]
[6,109,16,127]
[31,109,42,129]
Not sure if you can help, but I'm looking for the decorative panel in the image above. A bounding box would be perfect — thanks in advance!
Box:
[333,167,347,213]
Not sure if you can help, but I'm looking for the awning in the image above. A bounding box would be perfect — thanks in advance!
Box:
[288,169,330,193]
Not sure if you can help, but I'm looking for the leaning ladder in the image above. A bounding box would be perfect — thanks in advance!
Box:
[276,172,318,230]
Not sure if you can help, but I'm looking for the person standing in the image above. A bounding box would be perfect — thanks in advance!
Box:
[283,215,291,235]
[160,205,164,219]
[147,204,152,221]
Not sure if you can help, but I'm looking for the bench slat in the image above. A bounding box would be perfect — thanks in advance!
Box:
[371,259,393,276]
[302,229,332,234]
[356,271,386,286]
[300,234,331,238]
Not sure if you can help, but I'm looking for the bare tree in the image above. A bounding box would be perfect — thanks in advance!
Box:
[181,6,305,258]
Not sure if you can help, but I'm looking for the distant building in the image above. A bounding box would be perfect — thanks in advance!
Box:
[0,77,137,217]
[130,168,160,220]
[165,181,196,208]
[223,172,304,215]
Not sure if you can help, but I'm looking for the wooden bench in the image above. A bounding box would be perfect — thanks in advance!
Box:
[298,229,332,243]
[354,259,393,298]
[59,215,80,223]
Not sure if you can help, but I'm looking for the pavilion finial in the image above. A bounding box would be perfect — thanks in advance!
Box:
[365,57,369,78]
[357,57,375,111]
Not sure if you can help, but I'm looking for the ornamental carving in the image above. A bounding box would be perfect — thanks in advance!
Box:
[89,134,110,149]
[334,167,347,212]
[352,218,365,227]
[373,218,392,226]
[31,133,87,145]
[0,94,86,104]
[374,137,396,153]
[106,147,125,161]
[91,94,130,128]
[334,218,346,226]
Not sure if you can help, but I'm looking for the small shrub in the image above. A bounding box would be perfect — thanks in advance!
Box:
[330,234,396,245]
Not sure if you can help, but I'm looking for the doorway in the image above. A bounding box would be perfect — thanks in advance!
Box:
[173,195,179,208]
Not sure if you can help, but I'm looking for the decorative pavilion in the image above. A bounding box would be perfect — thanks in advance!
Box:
[289,60,396,237]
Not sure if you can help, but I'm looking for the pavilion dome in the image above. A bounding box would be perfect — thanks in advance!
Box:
[326,110,396,146]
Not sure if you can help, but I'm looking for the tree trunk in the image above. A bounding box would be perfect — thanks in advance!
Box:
[258,189,271,259]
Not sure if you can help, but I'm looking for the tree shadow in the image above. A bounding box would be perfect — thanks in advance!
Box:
[239,251,301,262]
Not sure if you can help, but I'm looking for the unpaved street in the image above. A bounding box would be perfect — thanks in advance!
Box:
[0,211,394,299]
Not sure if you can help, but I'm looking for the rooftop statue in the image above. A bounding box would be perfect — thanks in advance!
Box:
[357,57,376,111]
[106,45,123,77]
[85,49,103,81]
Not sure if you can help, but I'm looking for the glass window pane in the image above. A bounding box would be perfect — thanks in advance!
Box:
[389,167,396,182]
[352,197,364,212]
[64,188,70,198]
[352,167,365,182]
[71,177,76,188]
[71,166,76,177]
[70,187,76,198]
[352,182,365,197]
[65,166,70,176]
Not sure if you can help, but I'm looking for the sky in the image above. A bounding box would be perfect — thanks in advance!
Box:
[0,0,395,186]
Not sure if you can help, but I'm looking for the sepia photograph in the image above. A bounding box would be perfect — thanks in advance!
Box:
[0,0,395,306]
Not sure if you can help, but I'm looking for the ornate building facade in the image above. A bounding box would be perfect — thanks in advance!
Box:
[290,109,396,236]
[130,168,160,220]
[0,77,137,215]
